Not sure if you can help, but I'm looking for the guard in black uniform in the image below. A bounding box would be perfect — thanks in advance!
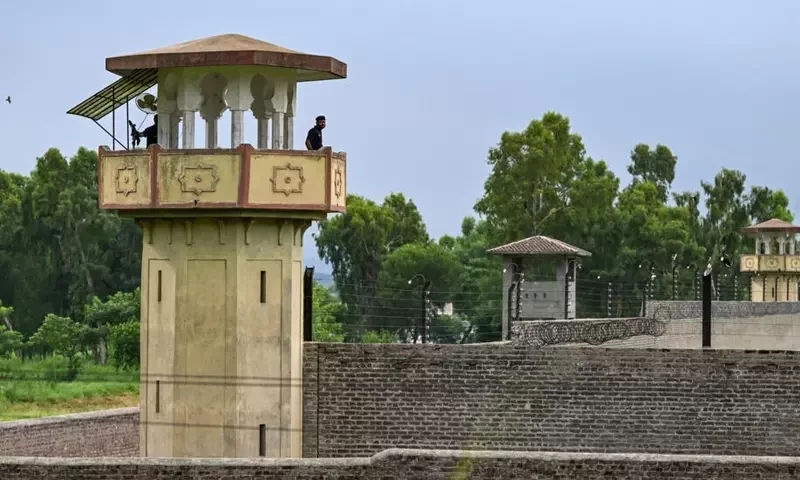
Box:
[305,115,325,150]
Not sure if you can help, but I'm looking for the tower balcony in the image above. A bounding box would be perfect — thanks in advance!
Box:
[740,254,800,273]
[98,144,346,218]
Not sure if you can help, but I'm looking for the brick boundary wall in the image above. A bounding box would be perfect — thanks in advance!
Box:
[3,449,800,479]
[0,408,139,457]
[302,343,800,458]
[649,300,800,320]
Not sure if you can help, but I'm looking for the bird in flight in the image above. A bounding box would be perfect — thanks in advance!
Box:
[4,96,9,104]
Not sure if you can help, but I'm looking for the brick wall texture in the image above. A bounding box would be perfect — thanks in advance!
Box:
[0,408,139,457]
[302,343,800,458]
[5,343,800,478]
[3,450,800,479]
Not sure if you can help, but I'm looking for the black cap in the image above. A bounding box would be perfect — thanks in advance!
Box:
[315,115,326,122]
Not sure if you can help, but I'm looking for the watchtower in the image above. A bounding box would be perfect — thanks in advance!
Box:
[740,218,800,302]
[68,34,347,458]
[487,236,591,338]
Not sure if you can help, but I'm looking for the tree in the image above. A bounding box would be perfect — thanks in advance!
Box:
[701,168,749,264]
[0,325,23,358]
[84,288,141,363]
[375,242,464,342]
[108,320,139,370]
[627,144,677,202]
[315,193,428,338]
[0,300,13,331]
[475,112,586,243]
[441,218,502,342]
[747,186,794,224]
[615,182,705,306]
[0,148,141,337]
[311,282,345,342]
[29,314,89,380]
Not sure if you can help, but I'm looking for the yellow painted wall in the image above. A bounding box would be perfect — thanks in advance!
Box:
[138,217,307,458]
[329,155,346,211]
[99,152,151,206]
[99,148,346,212]
[157,153,240,206]
[249,153,327,207]
[750,275,800,302]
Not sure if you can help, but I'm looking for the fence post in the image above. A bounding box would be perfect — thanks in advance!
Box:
[506,283,515,341]
[694,269,700,301]
[642,281,648,317]
[421,280,432,344]
[303,267,314,342]
[672,265,677,300]
[702,269,712,348]
[606,282,612,318]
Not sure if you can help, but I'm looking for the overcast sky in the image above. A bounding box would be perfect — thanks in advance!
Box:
[2,0,798,272]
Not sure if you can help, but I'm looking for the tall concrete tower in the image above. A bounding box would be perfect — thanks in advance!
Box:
[73,34,347,458]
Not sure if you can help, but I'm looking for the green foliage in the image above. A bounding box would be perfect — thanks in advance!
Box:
[0,357,138,420]
[108,321,140,370]
[627,143,677,202]
[0,326,23,358]
[0,148,141,337]
[84,288,140,328]
[375,242,463,341]
[312,282,345,342]
[360,330,396,344]
[29,314,89,380]
[315,193,429,339]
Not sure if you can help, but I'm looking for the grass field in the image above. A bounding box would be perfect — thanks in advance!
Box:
[0,357,139,421]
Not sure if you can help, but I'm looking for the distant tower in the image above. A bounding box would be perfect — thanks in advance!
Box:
[487,236,592,338]
[740,218,800,302]
[69,34,347,458]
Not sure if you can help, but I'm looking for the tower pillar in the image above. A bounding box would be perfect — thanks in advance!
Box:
[138,216,308,457]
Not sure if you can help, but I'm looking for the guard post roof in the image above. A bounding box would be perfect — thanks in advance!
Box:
[105,33,347,82]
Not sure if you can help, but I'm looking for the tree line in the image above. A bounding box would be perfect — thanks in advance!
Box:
[0,111,793,365]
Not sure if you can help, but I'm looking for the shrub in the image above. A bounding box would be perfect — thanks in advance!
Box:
[108,320,139,370]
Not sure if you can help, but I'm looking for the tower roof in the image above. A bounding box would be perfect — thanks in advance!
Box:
[742,218,800,234]
[487,236,592,257]
[105,33,347,82]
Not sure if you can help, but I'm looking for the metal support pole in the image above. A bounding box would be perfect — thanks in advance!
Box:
[514,280,522,322]
[642,281,648,317]
[506,284,515,341]
[695,270,700,301]
[421,280,432,344]
[734,275,739,301]
[672,266,677,300]
[111,85,116,151]
[564,260,574,319]
[606,282,612,318]
[303,267,314,342]
[125,96,130,150]
[702,271,712,348]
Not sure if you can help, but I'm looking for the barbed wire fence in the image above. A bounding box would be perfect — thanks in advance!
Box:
[310,269,761,345]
